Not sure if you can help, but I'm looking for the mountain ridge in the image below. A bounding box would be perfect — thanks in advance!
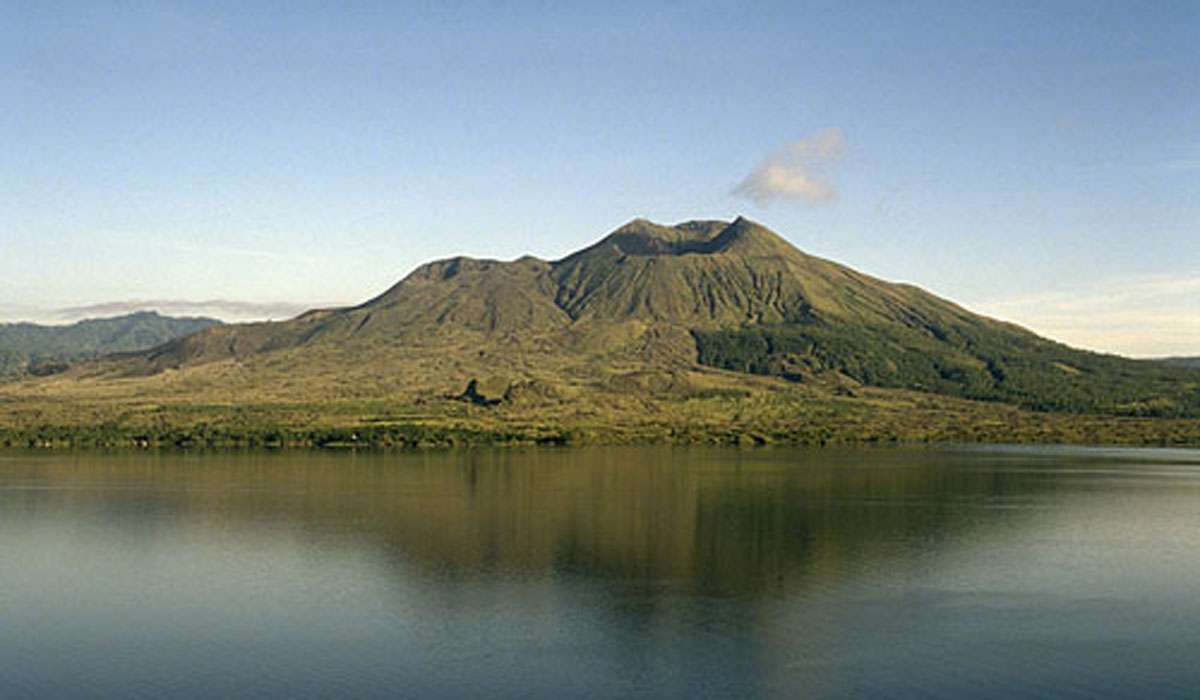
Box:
[0,311,222,376]
[1164,357,1200,370]
[21,218,1200,421]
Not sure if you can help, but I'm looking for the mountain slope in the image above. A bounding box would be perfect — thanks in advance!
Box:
[1164,357,1200,370]
[552,217,983,328]
[0,312,221,375]
[78,219,1200,417]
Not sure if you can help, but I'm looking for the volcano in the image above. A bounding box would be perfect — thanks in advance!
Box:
[66,217,1200,418]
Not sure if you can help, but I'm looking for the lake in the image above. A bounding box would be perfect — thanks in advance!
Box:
[2,446,1199,698]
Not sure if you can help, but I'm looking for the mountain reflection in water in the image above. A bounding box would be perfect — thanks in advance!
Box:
[2,447,1199,698]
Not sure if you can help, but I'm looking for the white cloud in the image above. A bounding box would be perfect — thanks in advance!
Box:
[44,300,323,324]
[733,128,845,206]
[970,275,1200,358]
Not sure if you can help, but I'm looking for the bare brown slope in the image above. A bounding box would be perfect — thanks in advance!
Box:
[552,216,1022,338]
[104,216,1030,378]
[352,255,569,337]
[112,308,341,376]
[117,255,568,375]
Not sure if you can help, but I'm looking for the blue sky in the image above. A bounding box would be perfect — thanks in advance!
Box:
[3,1,1197,356]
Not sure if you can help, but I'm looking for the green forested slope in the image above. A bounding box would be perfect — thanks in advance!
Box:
[0,312,221,375]
[694,320,1200,416]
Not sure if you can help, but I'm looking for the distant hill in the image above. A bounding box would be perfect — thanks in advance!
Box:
[1163,357,1200,370]
[0,311,221,375]
[91,217,1200,418]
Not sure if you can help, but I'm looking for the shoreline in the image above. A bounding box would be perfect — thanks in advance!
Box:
[4,415,1199,450]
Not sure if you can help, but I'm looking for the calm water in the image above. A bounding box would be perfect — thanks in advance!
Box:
[2,446,1199,698]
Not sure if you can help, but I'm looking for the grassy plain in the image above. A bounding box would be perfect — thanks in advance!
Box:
[3,364,1198,450]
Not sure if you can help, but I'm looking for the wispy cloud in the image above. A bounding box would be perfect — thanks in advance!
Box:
[971,275,1200,358]
[733,128,845,207]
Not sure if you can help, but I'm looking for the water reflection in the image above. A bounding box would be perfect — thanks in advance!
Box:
[0,449,1051,590]
[2,447,1199,698]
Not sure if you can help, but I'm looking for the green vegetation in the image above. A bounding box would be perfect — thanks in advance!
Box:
[4,380,1200,450]
[0,312,220,375]
[694,320,1200,417]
